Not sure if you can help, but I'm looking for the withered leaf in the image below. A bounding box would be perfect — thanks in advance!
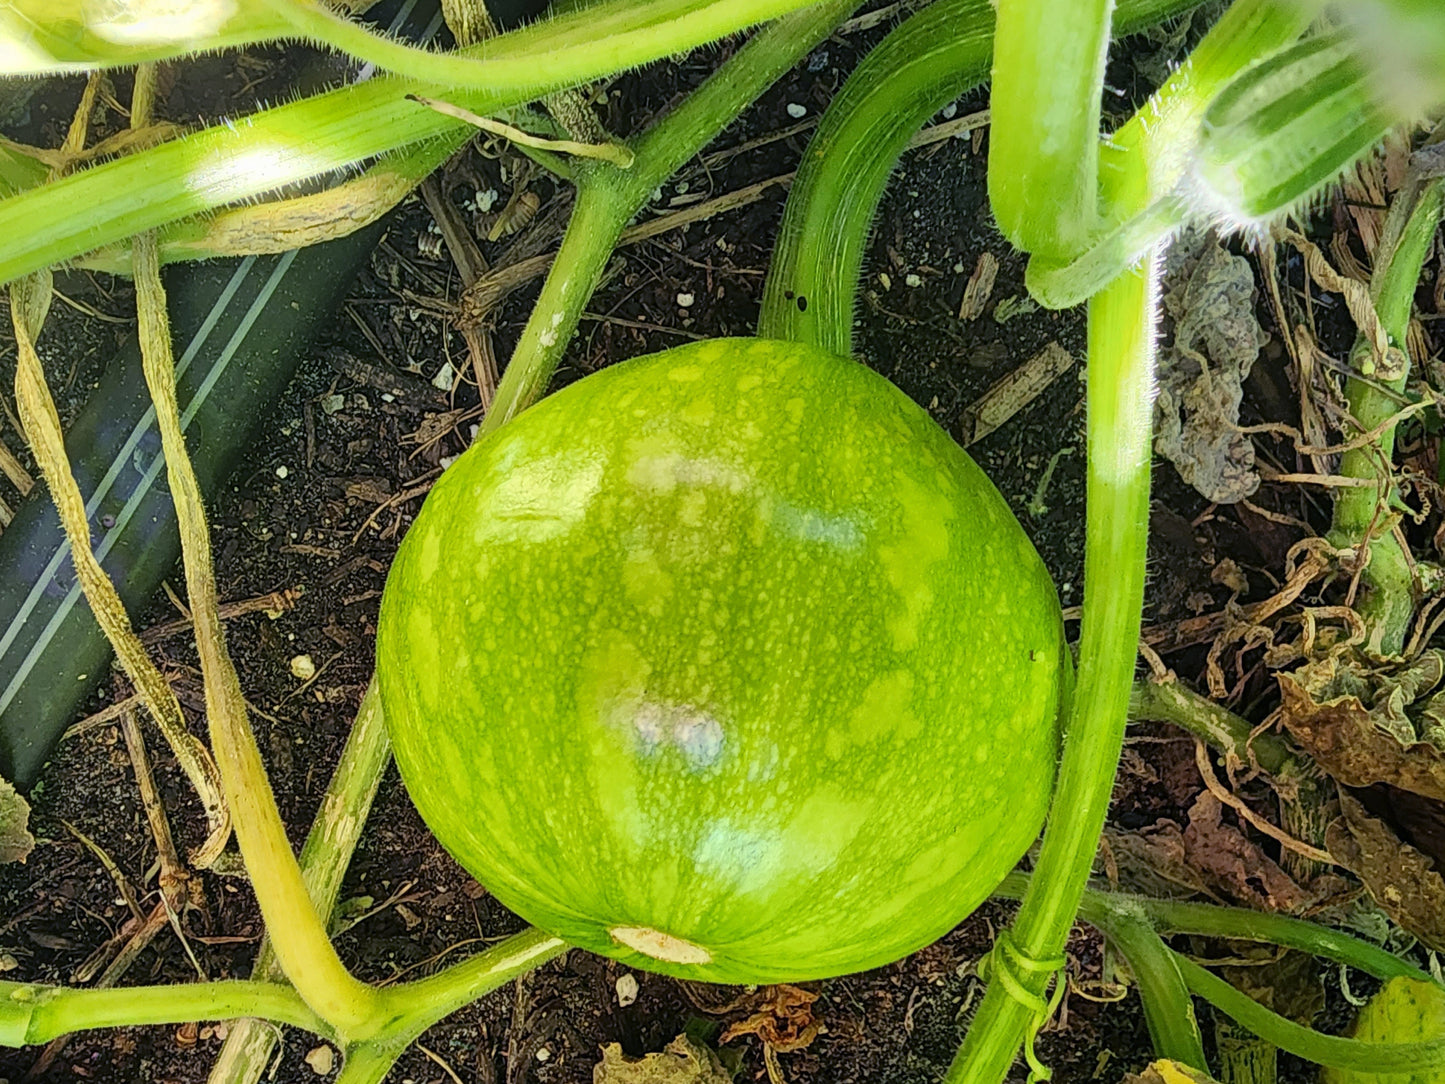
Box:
[1279,668,1445,801]
[1182,792,1314,912]
[719,984,822,1053]
[594,1035,730,1084]
[0,776,33,865]
[1326,791,1445,951]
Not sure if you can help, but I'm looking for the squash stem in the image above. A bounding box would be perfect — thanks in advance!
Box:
[758,0,1202,354]
[1,979,328,1047]
[1326,172,1445,655]
[481,0,857,434]
[945,258,1159,1084]
[1175,952,1445,1070]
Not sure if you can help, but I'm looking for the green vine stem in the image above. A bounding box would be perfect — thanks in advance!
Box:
[481,0,856,434]
[950,7,1311,1079]
[209,679,392,1084]
[1077,897,1208,1069]
[10,0,817,79]
[987,0,1112,260]
[1327,171,1445,655]
[268,0,824,92]
[757,0,1199,354]
[0,980,326,1047]
[0,0,827,286]
[995,872,1436,986]
[1128,677,1301,776]
[1175,951,1445,1071]
[948,259,1160,1084]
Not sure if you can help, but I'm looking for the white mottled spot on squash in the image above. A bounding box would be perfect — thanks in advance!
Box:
[610,925,711,965]
[737,373,763,392]
[844,670,918,747]
[667,365,703,382]
[876,473,952,651]
[474,452,601,544]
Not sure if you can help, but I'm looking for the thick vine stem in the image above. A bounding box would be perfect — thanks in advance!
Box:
[948,258,1159,1084]
[209,679,391,1084]
[988,0,1113,259]
[0,0,832,286]
[995,871,1435,986]
[481,0,856,434]
[0,980,327,1047]
[1128,676,1300,777]
[1175,952,1445,1071]
[1327,172,1445,655]
[757,0,1199,354]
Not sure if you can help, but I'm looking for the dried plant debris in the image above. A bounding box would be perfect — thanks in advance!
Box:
[1326,790,1445,952]
[0,776,33,865]
[719,985,822,1053]
[1278,650,1445,801]
[1154,226,1269,504]
[1122,1060,1224,1084]
[594,1035,731,1084]
[1105,792,1321,912]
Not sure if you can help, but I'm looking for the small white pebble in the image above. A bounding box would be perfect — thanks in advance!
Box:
[304,1044,334,1076]
[676,292,695,308]
[431,361,455,392]
[905,273,923,287]
[953,262,966,274]
[0,953,16,972]
[290,655,317,682]
[274,465,289,479]
[878,272,892,290]
[786,102,807,119]
[320,393,345,415]
[476,188,498,213]
[535,1048,551,1062]
[616,972,639,1007]
[439,455,457,469]
[380,393,395,403]
[469,424,480,441]
[942,102,958,119]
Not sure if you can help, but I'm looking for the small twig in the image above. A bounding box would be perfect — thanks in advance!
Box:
[409,95,635,168]
[351,472,442,543]
[419,1043,467,1084]
[63,821,144,927]
[139,587,301,645]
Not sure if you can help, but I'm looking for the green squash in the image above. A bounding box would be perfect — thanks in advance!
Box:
[376,337,1066,984]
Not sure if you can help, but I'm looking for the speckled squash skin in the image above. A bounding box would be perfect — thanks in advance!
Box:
[376,338,1065,984]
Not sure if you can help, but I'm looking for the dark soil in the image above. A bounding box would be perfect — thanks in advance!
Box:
[1,5,1435,1084]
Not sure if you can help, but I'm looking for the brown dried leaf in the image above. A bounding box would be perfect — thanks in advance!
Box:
[719,985,822,1053]
[1279,668,1445,801]
[1102,821,1218,900]
[594,1035,730,1084]
[1181,791,1313,912]
[1326,791,1445,951]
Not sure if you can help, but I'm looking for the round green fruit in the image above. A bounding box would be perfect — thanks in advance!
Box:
[376,337,1065,984]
